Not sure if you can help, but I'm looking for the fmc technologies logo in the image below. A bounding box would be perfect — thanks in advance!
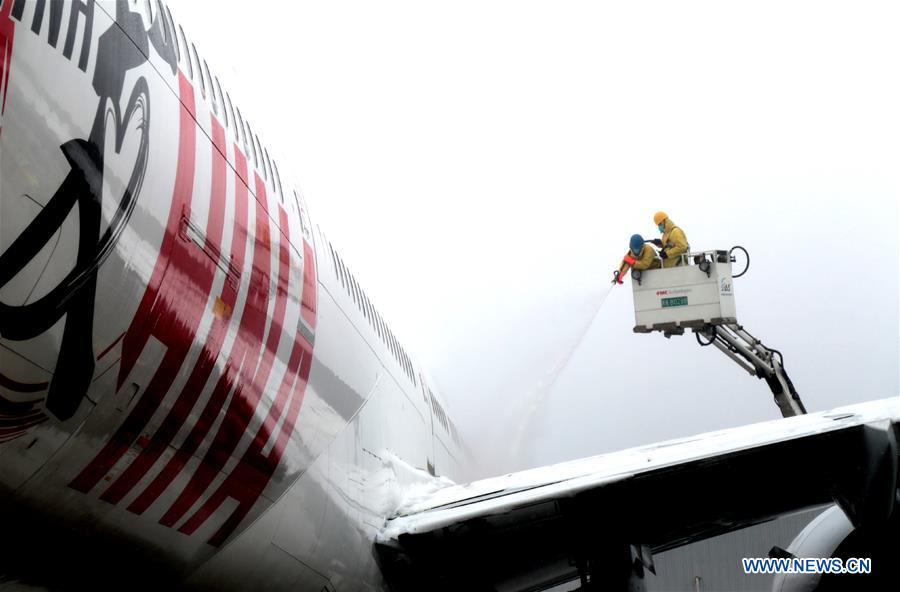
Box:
[656,288,692,296]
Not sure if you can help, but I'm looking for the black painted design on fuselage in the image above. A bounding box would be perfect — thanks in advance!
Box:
[0,1,176,420]
[11,0,93,71]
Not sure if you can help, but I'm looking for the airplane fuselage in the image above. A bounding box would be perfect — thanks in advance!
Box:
[0,1,465,589]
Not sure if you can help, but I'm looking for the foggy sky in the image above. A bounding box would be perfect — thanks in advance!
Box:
[171,0,899,481]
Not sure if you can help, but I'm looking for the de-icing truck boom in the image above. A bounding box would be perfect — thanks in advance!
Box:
[620,247,807,418]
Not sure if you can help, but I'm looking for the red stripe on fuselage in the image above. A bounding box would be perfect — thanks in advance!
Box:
[96,331,126,361]
[101,117,230,506]
[178,206,300,543]
[158,174,273,528]
[70,73,202,494]
[115,72,196,391]
[127,146,251,515]
[301,240,317,328]
[0,0,15,120]
[183,334,313,546]
[0,372,48,393]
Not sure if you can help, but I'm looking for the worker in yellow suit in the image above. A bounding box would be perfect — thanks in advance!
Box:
[613,234,660,284]
[651,211,689,268]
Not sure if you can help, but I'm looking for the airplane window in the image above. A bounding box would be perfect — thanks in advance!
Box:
[214,77,227,125]
[373,310,383,340]
[374,309,383,340]
[332,252,341,284]
[247,127,258,168]
[253,135,265,179]
[178,26,191,78]
[234,107,246,146]
[298,197,310,237]
[333,252,342,284]
[202,61,216,114]
[264,149,278,199]
[352,277,362,310]
[245,123,258,168]
[347,272,357,305]
[238,113,253,162]
[363,294,373,324]
[160,2,176,58]
[242,121,253,163]
[328,244,339,279]
[356,282,366,317]
[273,161,284,200]
[292,190,302,220]
[247,128,258,167]
[336,255,346,288]
[225,93,236,132]
[142,0,154,22]
[368,301,377,333]
[191,44,205,98]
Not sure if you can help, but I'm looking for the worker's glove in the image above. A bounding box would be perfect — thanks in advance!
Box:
[659,249,668,259]
[611,270,621,285]
[650,239,663,247]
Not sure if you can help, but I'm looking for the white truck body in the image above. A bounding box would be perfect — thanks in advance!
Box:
[632,250,737,333]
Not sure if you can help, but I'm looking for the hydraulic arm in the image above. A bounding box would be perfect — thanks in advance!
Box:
[626,246,808,419]
[695,323,806,418]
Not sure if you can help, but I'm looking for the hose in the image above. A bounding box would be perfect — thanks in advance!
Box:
[695,326,716,347]
[730,245,750,278]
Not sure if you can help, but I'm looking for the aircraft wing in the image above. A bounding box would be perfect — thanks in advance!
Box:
[376,397,899,591]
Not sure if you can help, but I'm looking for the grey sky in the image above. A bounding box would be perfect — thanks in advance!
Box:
[171,0,899,480]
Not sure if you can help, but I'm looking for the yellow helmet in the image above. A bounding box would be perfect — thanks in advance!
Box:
[653,211,668,225]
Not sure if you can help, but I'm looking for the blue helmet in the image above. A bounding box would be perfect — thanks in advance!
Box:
[629,234,644,254]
